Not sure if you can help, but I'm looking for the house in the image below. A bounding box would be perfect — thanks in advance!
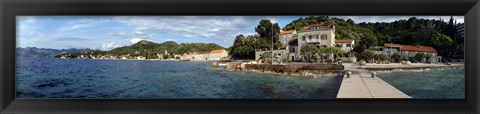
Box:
[255,23,356,62]
[297,23,336,51]
[335,39,355,52]
[180,49,229,61]
[278,30,298,52]
[208,49,229,60]
[377,43,438,63]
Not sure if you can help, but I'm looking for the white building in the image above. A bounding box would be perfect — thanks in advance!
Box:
[255,23,356,62]
[377,43,438,63]
[335,39,355,52]
[278,30,297,51]
[297,23,336,52]
[180,49,229,61]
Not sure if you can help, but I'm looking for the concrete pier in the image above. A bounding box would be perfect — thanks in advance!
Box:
[336,69,411,98]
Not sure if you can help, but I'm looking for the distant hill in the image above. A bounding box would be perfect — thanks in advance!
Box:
[54,40,226,59]
[109,40,225,55]
[16,47,94,58]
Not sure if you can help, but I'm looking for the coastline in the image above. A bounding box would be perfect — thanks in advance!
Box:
[220,62,465,77]
[346,63,464,72]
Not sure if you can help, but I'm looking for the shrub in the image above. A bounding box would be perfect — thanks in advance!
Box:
[390,53,402,62]
[373,54,389,61]
[413,53,426,63]
[357,50,375,62]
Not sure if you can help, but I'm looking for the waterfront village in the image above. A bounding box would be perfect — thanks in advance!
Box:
[59,22,463,73]
[57,21,464,98]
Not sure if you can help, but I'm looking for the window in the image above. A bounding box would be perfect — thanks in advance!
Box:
[346,44,351,47]
[309,35,312,40]
[302,36,306,41]
[321,35,327,40]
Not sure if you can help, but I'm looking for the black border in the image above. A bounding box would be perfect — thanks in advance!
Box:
[1,0,479,113]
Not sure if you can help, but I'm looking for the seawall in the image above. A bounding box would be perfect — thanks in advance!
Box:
[241,64,344,76]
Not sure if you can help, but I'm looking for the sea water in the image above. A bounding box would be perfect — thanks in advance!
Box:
[377,67,465,99]
[16,57,342,99]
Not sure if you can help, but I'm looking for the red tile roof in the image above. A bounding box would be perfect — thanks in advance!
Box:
[184,49,226,56]
[299,24,333,31]
[384,43,402,47]
[209,49,225,54]
[384,43,437,53]
[335,39,354,43]
[279,30,295,35]
[400,45,437,53]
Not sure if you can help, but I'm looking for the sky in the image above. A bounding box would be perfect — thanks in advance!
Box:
[17,16,464,50]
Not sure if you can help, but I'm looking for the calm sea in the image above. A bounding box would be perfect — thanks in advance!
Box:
[378,67,465,99]
[16,57,343,99]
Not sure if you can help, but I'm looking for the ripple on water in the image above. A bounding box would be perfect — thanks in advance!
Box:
[17,57,343,99]
[377,67,464,99]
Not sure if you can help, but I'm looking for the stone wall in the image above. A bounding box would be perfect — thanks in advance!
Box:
[243,64,344,76]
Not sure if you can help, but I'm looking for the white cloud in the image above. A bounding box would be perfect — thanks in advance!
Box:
[113,16,261,41]
[57,17,112,33]
[102,41,122,50]
[109,30,158,40]
[133,31,145,35]
[17,16,38,36]
[130,38,145,44]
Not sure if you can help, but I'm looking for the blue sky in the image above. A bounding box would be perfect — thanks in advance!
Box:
[17,16,464,50]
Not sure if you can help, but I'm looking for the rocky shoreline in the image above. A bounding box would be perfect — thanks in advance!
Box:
[220,62,345,77]
[214,62,465,77]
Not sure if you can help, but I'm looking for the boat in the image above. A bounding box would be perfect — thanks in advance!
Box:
[218,63,228,66]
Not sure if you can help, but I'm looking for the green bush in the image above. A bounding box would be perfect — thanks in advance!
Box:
[373,54,389,61]
[390,53,402,62]
[358,50,375,62]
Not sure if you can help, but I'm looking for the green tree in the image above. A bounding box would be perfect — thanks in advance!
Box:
[390,53,403,62]
[358,50,375,62]
[259,52,278,62]
[288,38,298,46]
[353,34,377,53]
[347,19,355,25]
[373,54,389,62]
[300,45,318,62]
[412,53,426,63]
[255,19,281,46]
[163,54,169,59]
[425,53,433,62]
[429,33,453,58]
[322,46,344,61]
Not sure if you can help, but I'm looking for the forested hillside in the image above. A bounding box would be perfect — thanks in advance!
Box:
[231,16,464,60]
[55,40,225,59]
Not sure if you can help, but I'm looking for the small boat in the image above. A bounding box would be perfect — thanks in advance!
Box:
[218,63,228,66]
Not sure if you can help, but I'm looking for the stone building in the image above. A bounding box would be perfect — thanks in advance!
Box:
[376,43,438,63]
[180,49,229,61]
[255,23,355,62]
